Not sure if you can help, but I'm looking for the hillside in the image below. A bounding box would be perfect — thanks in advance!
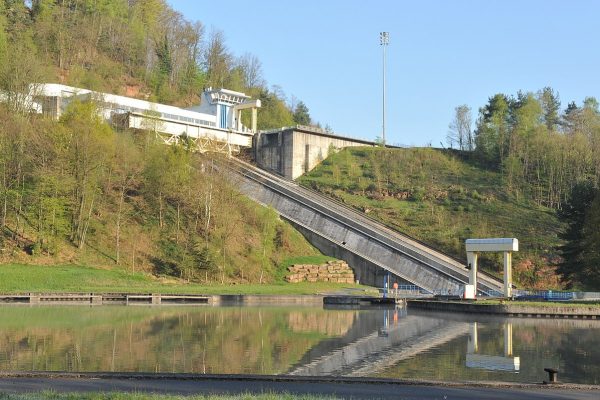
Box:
[0,1,330,286]
[0,1,307,130]
[298,147,565,289]
[0,104,328,284]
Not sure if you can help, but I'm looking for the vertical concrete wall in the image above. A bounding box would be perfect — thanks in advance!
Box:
[254,127,374,180]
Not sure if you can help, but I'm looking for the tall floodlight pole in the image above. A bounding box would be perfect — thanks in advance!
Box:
[380,32,389,147]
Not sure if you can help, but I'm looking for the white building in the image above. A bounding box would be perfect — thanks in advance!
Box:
[31,84,261,152]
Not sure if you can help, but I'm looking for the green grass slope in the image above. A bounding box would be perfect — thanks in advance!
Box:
[0,264,366,295]
[298,147,564,288]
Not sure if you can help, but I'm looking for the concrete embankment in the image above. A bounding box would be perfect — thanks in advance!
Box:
[209,294,323,305]
[408,300,600,318]
[0,293,324,306]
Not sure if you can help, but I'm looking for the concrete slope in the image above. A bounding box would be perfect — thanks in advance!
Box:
[228,159,503,294]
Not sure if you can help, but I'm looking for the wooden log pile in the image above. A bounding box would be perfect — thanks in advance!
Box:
[285,260,355,283]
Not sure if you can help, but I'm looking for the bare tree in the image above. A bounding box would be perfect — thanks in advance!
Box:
[447,105,473,151]
[203,29,232,88]
[237,53,265,89]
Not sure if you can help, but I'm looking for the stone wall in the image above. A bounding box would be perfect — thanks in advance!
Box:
[286,260,355,283]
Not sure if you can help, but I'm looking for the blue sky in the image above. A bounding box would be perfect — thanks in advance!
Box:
[167,0,599,147]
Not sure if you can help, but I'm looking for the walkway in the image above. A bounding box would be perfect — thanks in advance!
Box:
[0,373,596,400]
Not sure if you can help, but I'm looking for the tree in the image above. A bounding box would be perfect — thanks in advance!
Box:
[256,88,294,130]
[538,87,561,132]
[203,29,231,89]
[111,133,143,264]
[0,3,7,59]
[447,105,472,151]
[293,101,311,125]
[60,100,114,249]
[237,53,264,90]
[580,193,600,289]
[474,94,510,166]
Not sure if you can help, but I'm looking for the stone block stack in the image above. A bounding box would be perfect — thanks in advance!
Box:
[285,260,355,283]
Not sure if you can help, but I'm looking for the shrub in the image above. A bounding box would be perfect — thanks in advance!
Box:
[412,187,426,202]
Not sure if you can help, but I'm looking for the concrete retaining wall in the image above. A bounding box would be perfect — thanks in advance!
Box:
[408,300,600,318]
[254,126,374,179]
[209,295,323,306]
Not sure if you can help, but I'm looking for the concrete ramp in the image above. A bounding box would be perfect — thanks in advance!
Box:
[229,159,503,294]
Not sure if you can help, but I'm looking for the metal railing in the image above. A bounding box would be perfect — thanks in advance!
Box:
[380,285,432,298]
[513,290,574,301]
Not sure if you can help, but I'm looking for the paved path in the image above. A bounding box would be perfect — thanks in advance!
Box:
[0,373,598,399]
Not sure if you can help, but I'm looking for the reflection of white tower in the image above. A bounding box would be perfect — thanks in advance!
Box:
[467,322,479,353]
[466,322,520,371]
[465,238,518,298]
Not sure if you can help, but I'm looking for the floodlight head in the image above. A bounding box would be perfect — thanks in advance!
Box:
[380,32,390,45]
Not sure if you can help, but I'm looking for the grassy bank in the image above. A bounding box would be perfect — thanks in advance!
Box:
[0,393,333,400]
[0,263,367,295]
[299,147,564,288]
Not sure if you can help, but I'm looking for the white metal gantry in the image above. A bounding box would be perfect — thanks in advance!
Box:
[465,238,519,298]
[30,84,261,155]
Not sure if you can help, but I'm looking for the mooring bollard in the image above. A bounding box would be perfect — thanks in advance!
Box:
[544,367,558,384]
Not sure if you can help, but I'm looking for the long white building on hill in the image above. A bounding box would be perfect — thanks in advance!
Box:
[31,84,261,153]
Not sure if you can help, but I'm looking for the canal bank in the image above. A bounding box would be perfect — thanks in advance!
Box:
[0,372,598,400]
[1,301,599,386]
[407,299,600,318]
[0,293,325,306]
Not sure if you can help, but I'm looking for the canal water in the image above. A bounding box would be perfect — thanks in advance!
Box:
[0,305,598,384]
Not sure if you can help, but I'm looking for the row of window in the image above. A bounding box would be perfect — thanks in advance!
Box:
[103,101,216,128]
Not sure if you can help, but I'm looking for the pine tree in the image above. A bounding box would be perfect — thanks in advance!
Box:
[557,181,598,287]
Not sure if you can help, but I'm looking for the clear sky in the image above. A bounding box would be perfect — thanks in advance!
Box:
[167,0,599,147]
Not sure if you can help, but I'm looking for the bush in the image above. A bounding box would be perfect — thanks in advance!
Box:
[412,187,426,202]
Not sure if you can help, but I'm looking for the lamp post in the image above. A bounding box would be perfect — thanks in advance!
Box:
[380,32,389,147]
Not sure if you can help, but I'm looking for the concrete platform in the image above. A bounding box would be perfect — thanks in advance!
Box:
[408,300,600,318]
[0,293,210,305]
[323,295,398,307]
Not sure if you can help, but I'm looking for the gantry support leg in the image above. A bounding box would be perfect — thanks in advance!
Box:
[465,251,478,299]
[251,108,258,132]
[504,251,512,297]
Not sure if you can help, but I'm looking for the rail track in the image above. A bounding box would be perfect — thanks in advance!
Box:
[225,158,504,295]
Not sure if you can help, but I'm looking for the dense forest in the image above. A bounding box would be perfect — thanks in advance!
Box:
[0,0,320,282]
[449,88,600,288]
[0,0,312,127]
[300,88,600,290]
[0,99,322,282]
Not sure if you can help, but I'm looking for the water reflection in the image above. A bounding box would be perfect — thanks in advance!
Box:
[375,312,600,385]
[0,306,357,374]
[465,322,520,372]
[0,306,598,384]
